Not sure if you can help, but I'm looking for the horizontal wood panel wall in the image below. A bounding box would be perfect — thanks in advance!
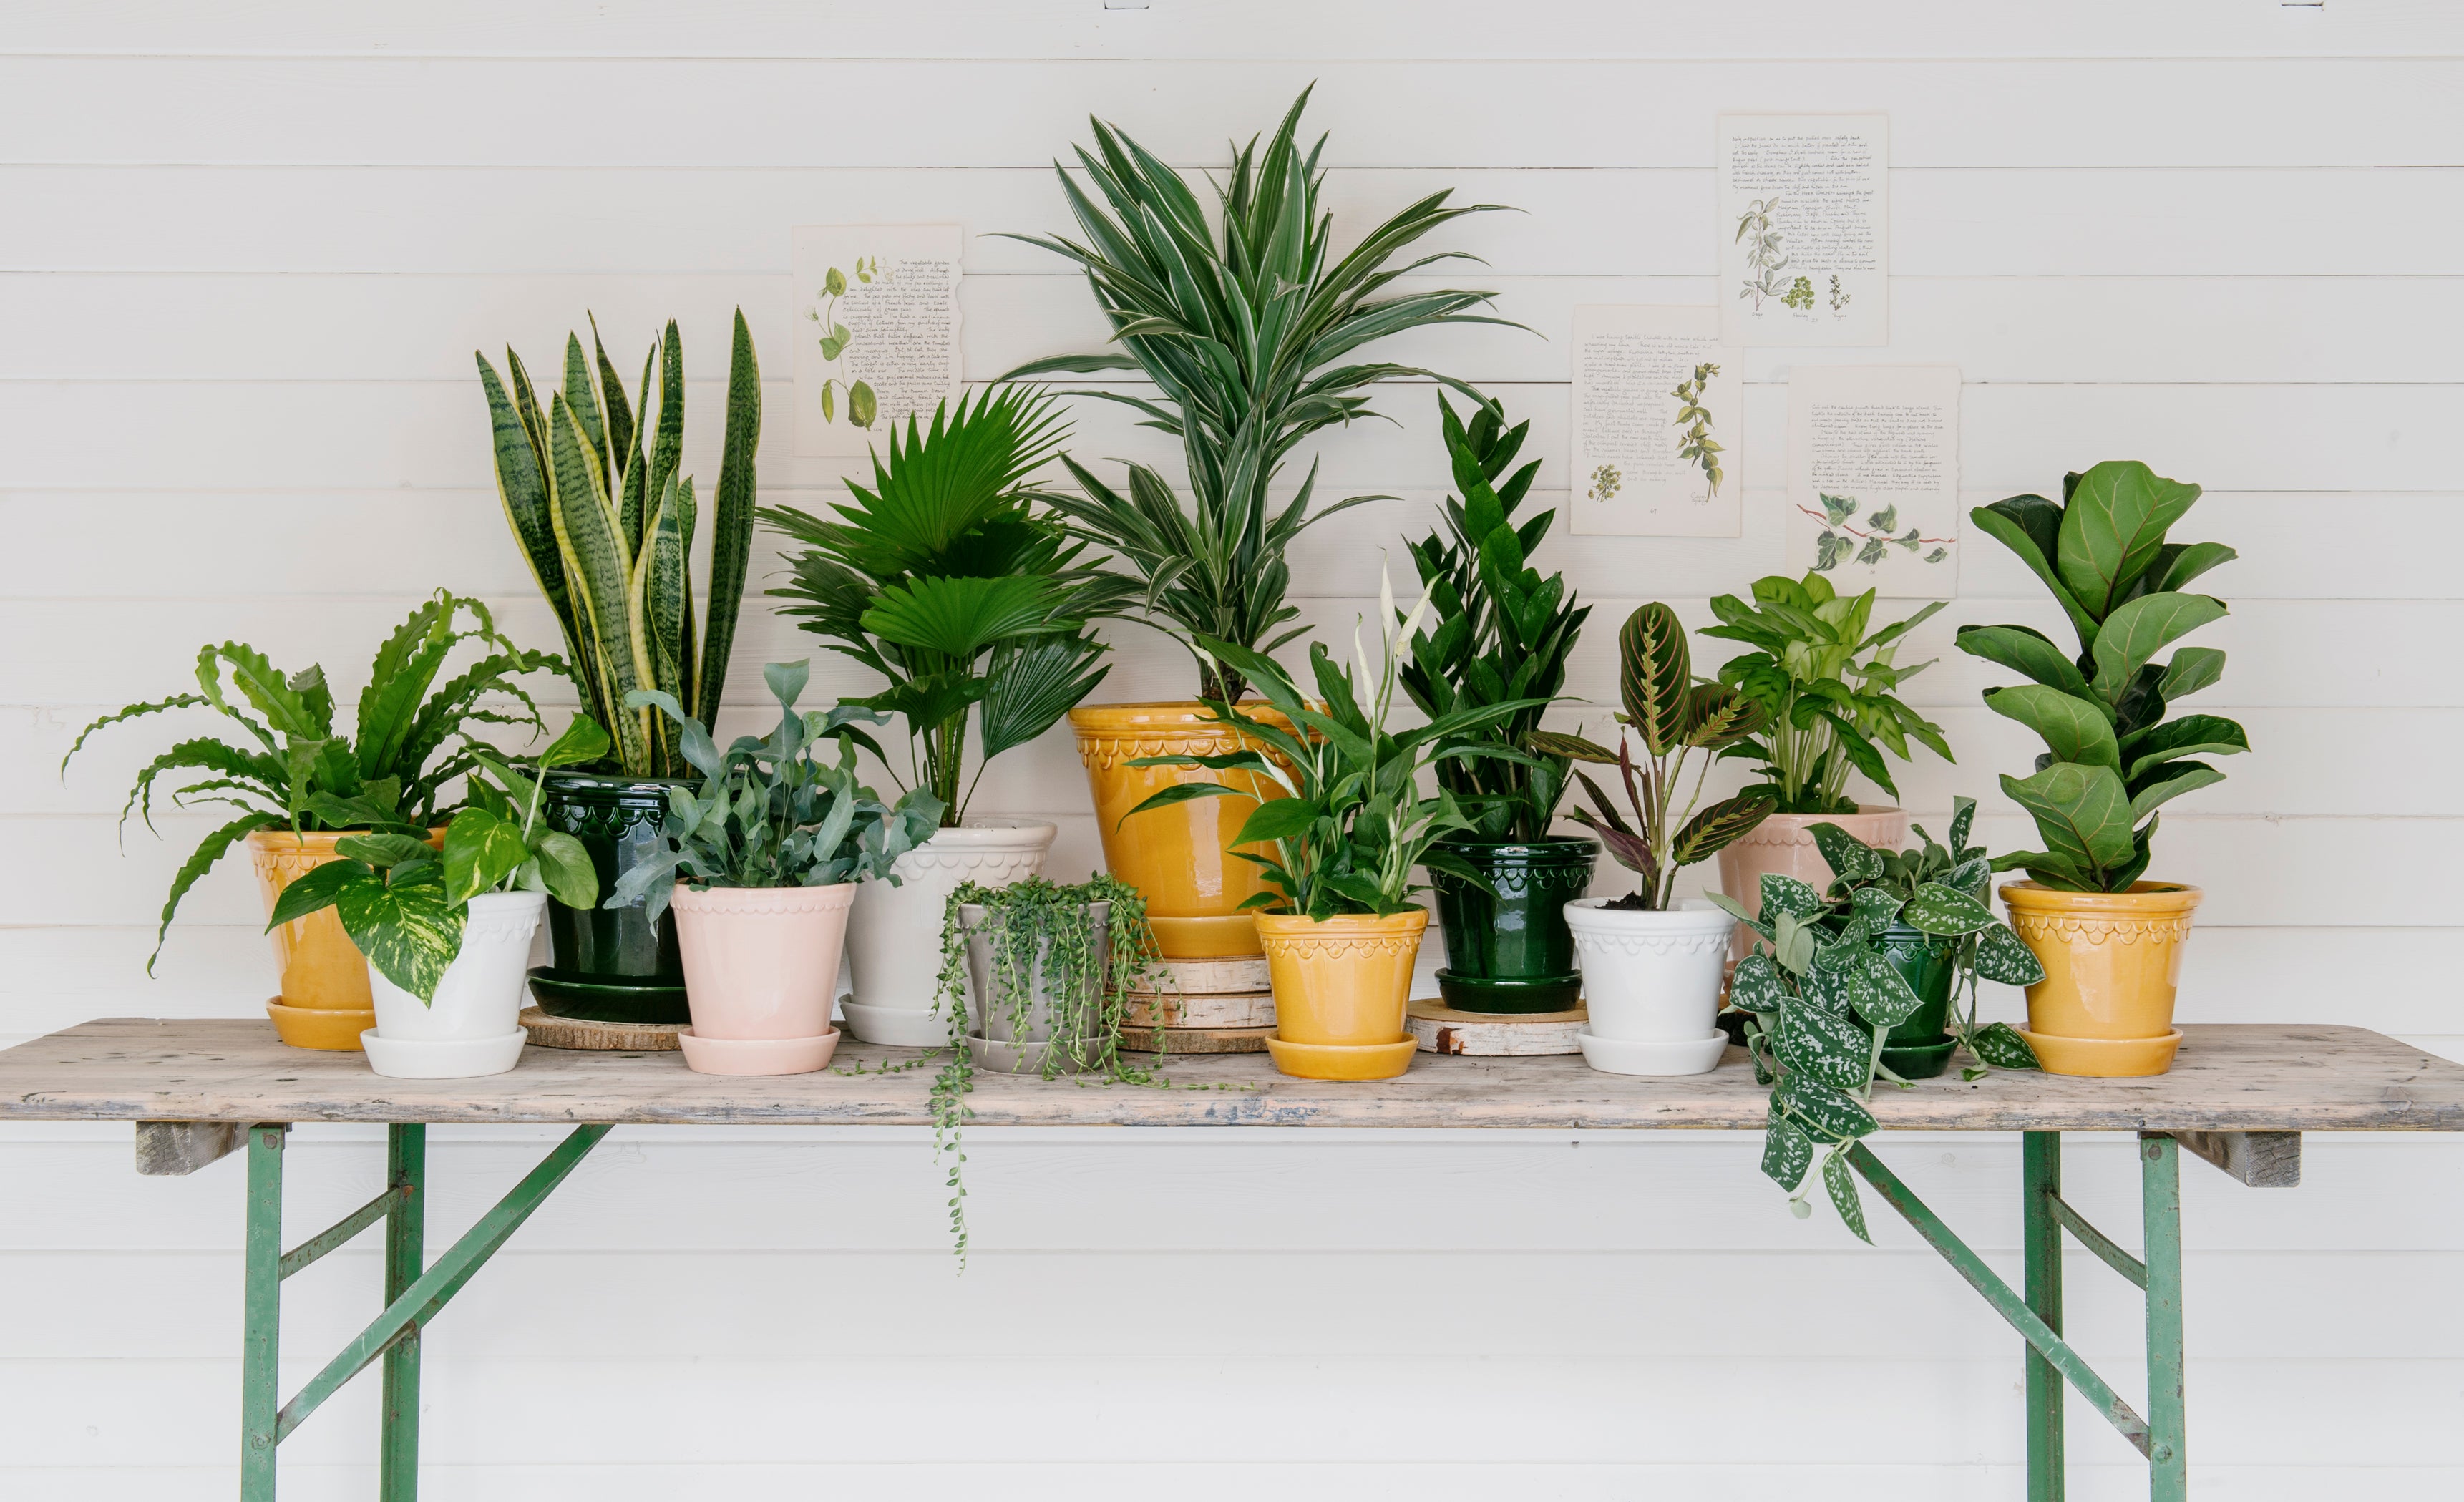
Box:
[3,4,2459,1494]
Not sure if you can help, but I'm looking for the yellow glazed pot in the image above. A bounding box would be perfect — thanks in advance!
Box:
[1070,702,1294,960]
[248,826,445,1050]
[1255,908,1427,1081]
[2002,881,2203,1078]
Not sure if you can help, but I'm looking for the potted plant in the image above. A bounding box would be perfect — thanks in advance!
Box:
[1398,394,1595,1015]
[1124,572,1539,1081]
[999,85,1516,962]
[475,311,761,1026]
[1552,604,1774,1076]
[605,662,944,1075]
[760,388,1130,1044]
[1699,571,1952,961]
[264,719,610,1078]
[1715,819,2044,1239]
[1957,461,2247,1077]
[63,592,560,1049]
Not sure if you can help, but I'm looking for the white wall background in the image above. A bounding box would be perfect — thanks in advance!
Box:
[5,2,2461,1496]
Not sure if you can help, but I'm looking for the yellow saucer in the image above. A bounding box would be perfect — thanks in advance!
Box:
[267,999,374,1051]
[1262,1033,1418,1081]
[2017,1027,2183,1078]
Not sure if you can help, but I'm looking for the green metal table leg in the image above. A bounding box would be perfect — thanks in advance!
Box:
[241,1125,286,1501]
[2025,1131,2066,1501]
[381,1124,426,1502]
[2142,1134,2188,1499]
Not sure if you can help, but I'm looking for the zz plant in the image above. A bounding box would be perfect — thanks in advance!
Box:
[1957,461,2247,891]
[64,591,560,967]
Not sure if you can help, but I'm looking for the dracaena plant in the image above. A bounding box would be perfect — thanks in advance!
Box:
[1957,460,2248,892]
[760,387,1136,825]
[1701,572,1952,814]
[477,311,760,777]
[1122,572,1542,919]
[63,591,560,968]
[1549,604,1776,911]
[1397,394,1589,842]
[605,661,945,926]
[262,718,610,1003]
[998,85,1518,704]
[1713,800,2046,1240]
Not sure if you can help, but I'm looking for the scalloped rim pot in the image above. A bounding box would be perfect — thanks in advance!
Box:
[842,819,1055,1046]
[1565,897,1734,1067]
[1715,806,1906,964]
[362,889,545,1079]
[2002,880,2202,1078]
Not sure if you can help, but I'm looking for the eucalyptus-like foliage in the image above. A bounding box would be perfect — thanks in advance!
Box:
[998,86,1519,703]
[1398,394,1589,841]
[761,388,1136,824]
[604,661,945,926]
[63,592,560,970]
[1549,604,1774,910]
[1701,572,1952,814]
[1957,460,2248,891]
[477,311,761,776]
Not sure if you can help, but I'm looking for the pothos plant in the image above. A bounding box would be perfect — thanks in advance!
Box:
[1713,805,2046,1240]
[927,874,1164,1262]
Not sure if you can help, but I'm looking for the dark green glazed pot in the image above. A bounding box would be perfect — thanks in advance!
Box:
[536,771,692,1024]
[1869,921,1959,1079]
[1428,837,1597,1014]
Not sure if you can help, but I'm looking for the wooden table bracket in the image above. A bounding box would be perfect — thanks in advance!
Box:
[2174,1129,2302,1187]
[135,1120,246,1176]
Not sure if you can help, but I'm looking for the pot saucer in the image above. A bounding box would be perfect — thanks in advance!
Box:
[268,999,375,1051]
[967,1035,1099,1075]
[1262,1033,1418,1081]
[1576,1030,1729,1077]
[1434,970,1584,1015]
[839,1000,948,1048]
[359,1028,527,1080]
[2017,1027,2183,1078]
[676,1028,840,1076]
[525,967,691,1025]
[1880,1035,1959,1081]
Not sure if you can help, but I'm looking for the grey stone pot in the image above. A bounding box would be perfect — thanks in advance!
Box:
[959,899,1110,1074]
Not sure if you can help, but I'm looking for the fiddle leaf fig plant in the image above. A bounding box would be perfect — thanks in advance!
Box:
[1957,461,2247,892]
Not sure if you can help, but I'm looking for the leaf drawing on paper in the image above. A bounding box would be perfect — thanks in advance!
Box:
[1736,197,1791,313]
[1671,361,1723,502]
[807,255,886,427]
[1587,464,1623,502]
[1828,275,1852,316]
[1803,494,1956,574]
[1783,275,1814,313]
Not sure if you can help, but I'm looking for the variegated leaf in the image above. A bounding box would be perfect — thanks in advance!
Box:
[1776,1000,1873,1092]
[1900,881,1996,937]
[1778,1073,1879,1143]
[1846,950,1927,1028]
[1761,1103,1814,1190]
[1727,953,1787,1013]
[1823,1151,1873,1243]
[1973,920,2047,986]
[1759,873,1823,921]
[1809,821,1886,885]
[1970,1021,2042,1071]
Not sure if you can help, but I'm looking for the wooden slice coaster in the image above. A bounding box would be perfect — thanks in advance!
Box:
[1406,1000,1587,1056]
[519,1006,685,1053]
[1124,990,1275,1030]
[1119,1023,1274,1055]
[1131,955,1272,998]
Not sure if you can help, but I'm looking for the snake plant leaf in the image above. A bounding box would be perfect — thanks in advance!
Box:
[2089,592,2226,706]
[1973,921,2047,987]
[1969,1020,2042,1070]
[339,867,467,1005]
[1969,496,2097,645]
[548,393,651,771]
[1823,1152,1873,1244]
[2056,461,2204,620]
[1761,1105,1816,1190]
[560,333,606,471]
[1901,881,1996,937]
[698,309,762,728]
[1984,683,2123,769]
[1776,1001,1874,1092]
[2119,713,2248,781]
[1618,603,1693,756]
[1728,952,1787,1013]
[634,474,693,756]
[2159,646,2226,701]
[477,356,577,670]
[980,633,1111,764]
[1809,821,1886,885]
[1778,1073,1879,1143]
[2001,761,2138,883]
[2127,761,2227,823]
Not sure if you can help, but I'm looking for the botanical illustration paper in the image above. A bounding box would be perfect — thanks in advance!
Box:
[1718,114,1889,347]
[1568,305,1743,537]
[1785,365,1961,595]
[792,225,965,457]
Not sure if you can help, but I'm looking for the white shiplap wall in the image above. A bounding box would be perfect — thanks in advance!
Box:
[5,3,2461,1496]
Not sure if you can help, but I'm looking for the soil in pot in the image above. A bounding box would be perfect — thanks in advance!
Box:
[2002,881,2201,1078]
[1870,922,1959,1080]
[1255,909,1426,1081]
[1427,837,1595,1014]
[537,771,692,1024]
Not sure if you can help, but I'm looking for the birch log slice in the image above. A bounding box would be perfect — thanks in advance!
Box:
[1131,957,1273,997]
[1125,991,1275,1028]
[1408,1001,1589,1056]
[1119,1023,1274,1054]
[518,1007,685,1052]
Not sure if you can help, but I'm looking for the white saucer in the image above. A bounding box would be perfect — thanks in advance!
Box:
[360,1028,527,1080]
[1576,1030,1729,1077]
[839,999,949,1047]
[967,1034,1096,1075]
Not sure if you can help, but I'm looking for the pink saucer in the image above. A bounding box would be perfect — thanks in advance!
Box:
[674,1028,840,1076]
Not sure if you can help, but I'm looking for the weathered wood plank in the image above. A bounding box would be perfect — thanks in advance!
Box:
[6,1020,2462,1134]
[131,1120,247,1176]
[2176,1129,2304,1187]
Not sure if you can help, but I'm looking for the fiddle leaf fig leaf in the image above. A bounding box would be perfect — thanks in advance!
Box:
[2090,592,2227,706]
[2160,646,2226,701]
[1985,683,2123,769]
[2001,762,2138,884]
[2056,460,2204,620]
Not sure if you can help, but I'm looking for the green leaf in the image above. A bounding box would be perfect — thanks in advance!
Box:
[152,811,286,972]
[1778,1073,1879,1142]
[1970,496,2096,645]
[1667,793,1774,868]
[1758,874,1823,922]
[443,806,530,904]
[979,633,1110,765]
[1954,624,2098,704]
[1974,921,2046,986]
[263,857,373,931]
[2159,646,2226,701]
[825,265,847,296]
[1776,1001,1874,1092]
[538,714,613,771]
[2120,713,2249,781]
[1899,881,1997,937]
[1846,950,1926,1028]
[335,832,434,868]
[1984,683,2122,769]
[2056,460,2204,619]
[696,308,762,730]
[2002,762,2138,884]
[1823,1151,1872,1243]
[337,870,467,1004]
[2089,592,2227,706]
[1808,822,1885,886]
[1969,1021,2041,1071]
[849,381,878,428]
[861,574,1067,660]
[1728,953,1787,1014]
[529,829,598,908]
[1235,796,1321,846]
[1618,603,1693,756]
[1761,1104,1815,1190]
[2128,762,2227,823]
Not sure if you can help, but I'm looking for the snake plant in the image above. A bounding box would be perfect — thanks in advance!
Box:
[998,86,1518,703]
[63,592,561,969]
[476,311,761,778]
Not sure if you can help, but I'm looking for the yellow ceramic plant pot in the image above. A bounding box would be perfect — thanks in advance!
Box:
[249,826,445,1050]
[1071,702,1295,960]
[1255,908,1427,1081]
[2002,881,2203,1078]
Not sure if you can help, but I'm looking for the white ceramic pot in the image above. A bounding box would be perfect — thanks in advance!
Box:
[843,818,1056,1045]
[1566,897,1733,1076]
[361,889,542,1078]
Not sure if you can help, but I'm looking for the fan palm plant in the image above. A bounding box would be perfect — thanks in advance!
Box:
[761,387,1137,825]
[998,85,1519,703]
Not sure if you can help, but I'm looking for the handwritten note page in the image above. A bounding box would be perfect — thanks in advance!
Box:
[1569,306,1743,538]
[1718,114,1889,347]
[792,225,965,458]
[1786,366,1961,596]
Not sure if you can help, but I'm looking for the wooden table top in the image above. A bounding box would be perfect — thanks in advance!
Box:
[3,1020,2460,1133]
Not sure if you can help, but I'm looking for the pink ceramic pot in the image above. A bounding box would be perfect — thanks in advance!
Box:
[671,882,854,1043]
[1714,806,1908,962]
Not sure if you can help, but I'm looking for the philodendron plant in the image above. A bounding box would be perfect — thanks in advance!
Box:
[1957,461,2247,891]
[1549,604,1775,910]
[1713,801,2045,1239]
[264,717,610,1002]
[606,661,945,925]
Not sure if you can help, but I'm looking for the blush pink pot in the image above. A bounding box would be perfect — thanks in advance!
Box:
[1714,806,1909,963]
[670,882,855,1041]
